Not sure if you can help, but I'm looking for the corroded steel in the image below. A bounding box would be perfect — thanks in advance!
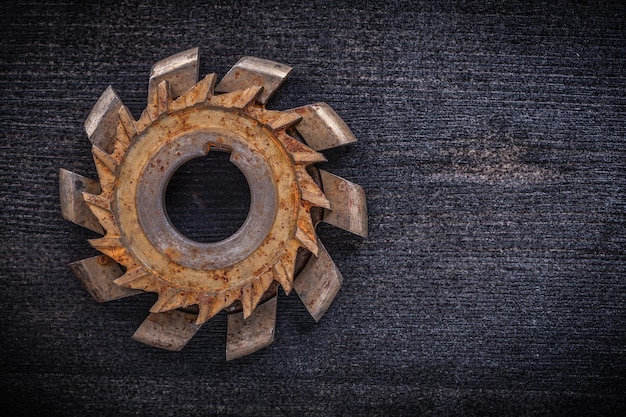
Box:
[60,48,367,360]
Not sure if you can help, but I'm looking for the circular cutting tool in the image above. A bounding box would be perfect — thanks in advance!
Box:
[60,48,367,360]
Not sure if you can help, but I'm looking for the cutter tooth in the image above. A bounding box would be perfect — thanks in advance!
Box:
[195,288,241,325]
[226,294,277,361]
[82,196,118,236]
[202,289,239,321]
[84,85,125,154]
[215,56,292,104]
[145,80,172,120]
[233,85,263,108]
[58,169,104,234]
[277,132,326,163]
[111,106,135,157]
[135,109,154,133]
[112,266,152,289]
[171,73,216,110]
[190,73,217,104]
[109,106,135,163]
[210,85,263,109]
[196,296,218,325]
[319,170,368,238]
[245,107,283,125]
[156,80,172,115]
[273,263,294,295]
[295,227,319,256]
[138,47,200,132]
[133,310,201,351]
[297,203,317,248]
[117,105,137,143]
[294,239,343,322]
[296,165,331,209]
[119,280,161,296]
[291,102,357,151]
[92,144,118,171]
[81,192,111,211]
[111,137,128,161]
[280,240,300,272]
[267,112,302,130]
[69,256,140,303]
[88,237,129,263]
[148,47,199,100]
[251,270,275,311]
[150,288,185,313]
[241,284,254,319]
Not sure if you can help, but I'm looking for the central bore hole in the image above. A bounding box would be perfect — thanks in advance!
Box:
[165,150,251,243]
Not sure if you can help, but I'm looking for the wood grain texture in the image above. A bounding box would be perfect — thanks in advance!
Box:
[0,1,625,416]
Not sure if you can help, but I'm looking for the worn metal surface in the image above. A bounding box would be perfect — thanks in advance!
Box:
[215,56,292,104]
[59,168,104,234]
[293,239,344,322]
[319,169,368,238]
[147,48,199,102]
[69,255,140,303]
[84,86,127,154]
[291,103,358,151]
[132,310,201,351]
[60,49,367,359]
[226,294,278,361]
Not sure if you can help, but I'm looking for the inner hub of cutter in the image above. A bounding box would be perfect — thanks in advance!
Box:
[165,150,251,244]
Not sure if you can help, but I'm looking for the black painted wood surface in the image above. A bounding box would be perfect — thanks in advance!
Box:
[1,1,625,415]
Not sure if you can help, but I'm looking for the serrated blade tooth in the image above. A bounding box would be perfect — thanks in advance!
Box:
[90,152,115,198]
[172,73,216,109]
[246,107,283,125]
[295,227,319,256]
[291,102,357,151]
[117,105,137,143]
[294,239,343,322]
[92,145,118,171]
[319,170,368,238]
[88,236,121,248]
[251,270,275,311]
[296,166,331,209]
[274,243,301,294]
[276,132,326,163]
[196,296,218,325]
[88,237,130,263]
[112,266,152,289]
[59,169,104,234]
[69,256,140,303]
[148,47,199,100]
[156,80,171,115]
[241,285,254,319]
[273,263,293,294]
[145,79,172,120]
[267,112,301,130]
[296,203,318,255]
[210,85,263,109]
[215,56,291,104]
[226,294,277,361]
[203,289,239,320]
[150,288,194,313]
[82,197,118,236]
[81,192,111,210]
[133,310,201,351]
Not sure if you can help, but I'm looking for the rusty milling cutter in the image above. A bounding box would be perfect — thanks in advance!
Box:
[59,48,367,360]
